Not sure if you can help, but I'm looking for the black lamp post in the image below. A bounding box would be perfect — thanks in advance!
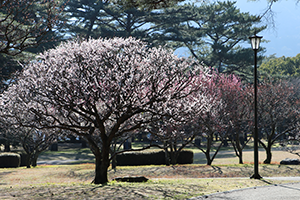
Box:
[249,34,263,179]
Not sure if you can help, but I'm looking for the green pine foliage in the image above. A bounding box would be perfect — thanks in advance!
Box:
[148,1,266,81]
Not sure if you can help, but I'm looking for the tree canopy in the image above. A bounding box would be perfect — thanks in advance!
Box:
[148,1,266,80]
[259,53,300,78]
[0,37,209,184]
[112,0,184,10]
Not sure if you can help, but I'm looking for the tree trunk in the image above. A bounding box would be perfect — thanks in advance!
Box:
[4,143,10,152]
[205,136,213,165]
[93,156,109,184]
[92,144,110,184]
[205,151,212,165]
[235,130,243,164]
[31,152,40,167]
[170,151,178,165]
[164,142,170,166]
[238,153,243,164]
[263,145,272,164]
[26,153,32,168]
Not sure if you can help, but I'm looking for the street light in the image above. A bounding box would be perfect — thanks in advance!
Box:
[249,34,263,179]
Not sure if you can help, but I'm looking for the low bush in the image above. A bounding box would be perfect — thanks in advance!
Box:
[11,151,28,167]
[0,153,20,168]
[177,150,194,164]
[116,150,193,166]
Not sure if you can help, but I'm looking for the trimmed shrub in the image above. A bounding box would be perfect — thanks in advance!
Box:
[116,151,165,166]
[177,150,193,164]
[0,153,20,168]
[116,150,193,166]
[11,151,28,167]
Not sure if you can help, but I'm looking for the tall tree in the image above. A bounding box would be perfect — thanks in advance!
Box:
[113,0,184,9]
[149,1,266,81]
[0,37,208,184]
[63,0,160,40]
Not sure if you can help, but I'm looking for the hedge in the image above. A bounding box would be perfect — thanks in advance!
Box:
[116,150,193,166]
[0,153,20,168]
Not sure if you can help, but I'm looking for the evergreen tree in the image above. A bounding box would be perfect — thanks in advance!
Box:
[63,0,155,39]
[113,0,184,9]
[149,1,266,81]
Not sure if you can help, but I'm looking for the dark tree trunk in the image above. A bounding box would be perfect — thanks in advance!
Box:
[238,153,243,164]
[93,155,109,184]
[235,130,243,164]
[263,145,272,164]
[4,143,10,152]
[26,153,32,168]
[92,144,110,184]
[205,136,213,165]
[206,152,212,165]
[164,142,170,166]
[31,152,40,167]
[170,151,178,165]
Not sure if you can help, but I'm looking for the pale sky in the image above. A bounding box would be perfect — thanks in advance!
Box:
[177,0,300,58]
[235,0,300,58]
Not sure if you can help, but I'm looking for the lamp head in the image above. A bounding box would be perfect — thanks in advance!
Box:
[249,35,263,50]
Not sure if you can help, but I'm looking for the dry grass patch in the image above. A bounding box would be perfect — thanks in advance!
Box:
[1,163,300,199]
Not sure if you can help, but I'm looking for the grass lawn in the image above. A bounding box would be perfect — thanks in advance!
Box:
[1,142,300,199]
[1,164,300,200]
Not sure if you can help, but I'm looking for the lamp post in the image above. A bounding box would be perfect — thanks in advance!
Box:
[249,34,263,179]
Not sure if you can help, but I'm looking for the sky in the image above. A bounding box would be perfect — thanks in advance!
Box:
[176,0,300,58]
[235,0,300,58]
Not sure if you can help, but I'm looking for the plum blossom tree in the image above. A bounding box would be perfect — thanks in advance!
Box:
[192,72,243,165]
[2,126,57,168]
[141,67,207,164]
[256,80,300,164]
[0,37,208,184]
[214,74,252,164]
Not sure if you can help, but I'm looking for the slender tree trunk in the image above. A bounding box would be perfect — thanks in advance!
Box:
[206,136,213,165]
[4,143,10,152]
[169,143,178,165]
[205,151,212,165]
[238,153,243,164]
[164,142,170,166]
[26,153,32,168]
[263,145,272,164]
[31,152,40,167]
[235,130,243,164]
